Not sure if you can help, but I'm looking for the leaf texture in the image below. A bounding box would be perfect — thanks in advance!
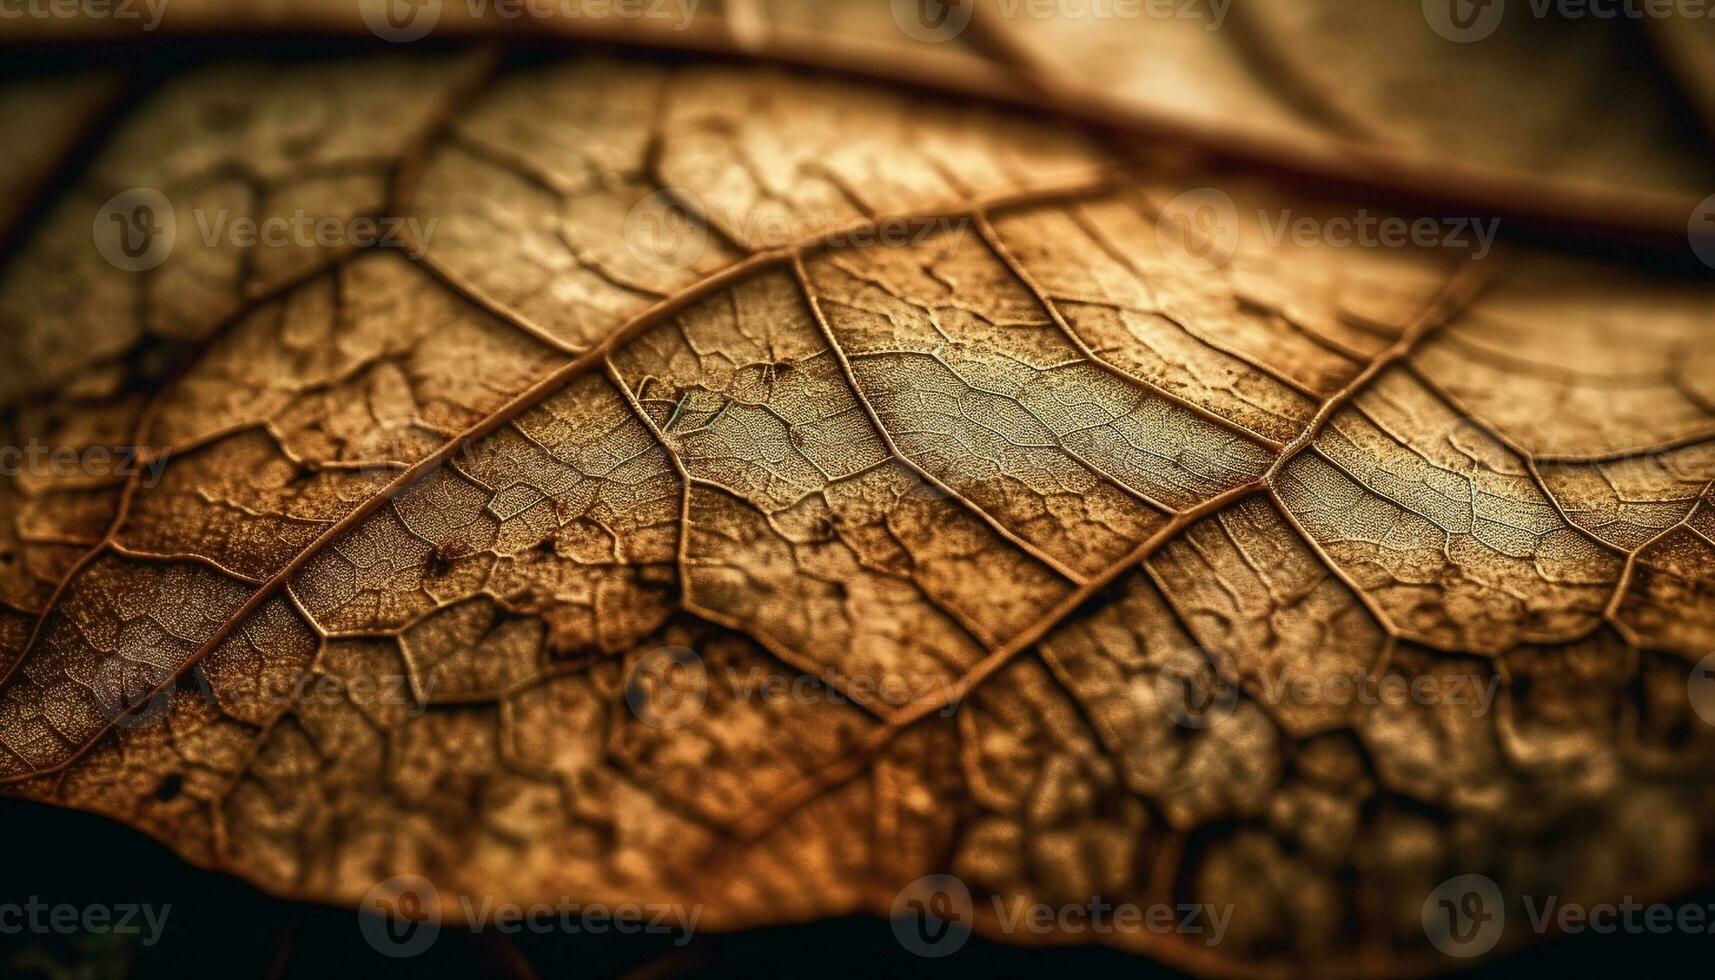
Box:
[980,0,1712,196]
[1,21,1714,980]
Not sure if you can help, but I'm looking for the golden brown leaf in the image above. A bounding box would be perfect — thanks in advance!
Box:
[1,17,1713,980]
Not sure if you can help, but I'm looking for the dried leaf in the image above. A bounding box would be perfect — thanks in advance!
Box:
[1,15,1713,979]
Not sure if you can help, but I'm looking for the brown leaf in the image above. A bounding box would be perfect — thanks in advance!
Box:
[1,15,1714,979]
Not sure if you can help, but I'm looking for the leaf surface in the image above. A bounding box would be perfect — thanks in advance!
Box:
[1,23,1713,979]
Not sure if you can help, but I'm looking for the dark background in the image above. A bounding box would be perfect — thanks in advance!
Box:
[3,797,1712,978]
